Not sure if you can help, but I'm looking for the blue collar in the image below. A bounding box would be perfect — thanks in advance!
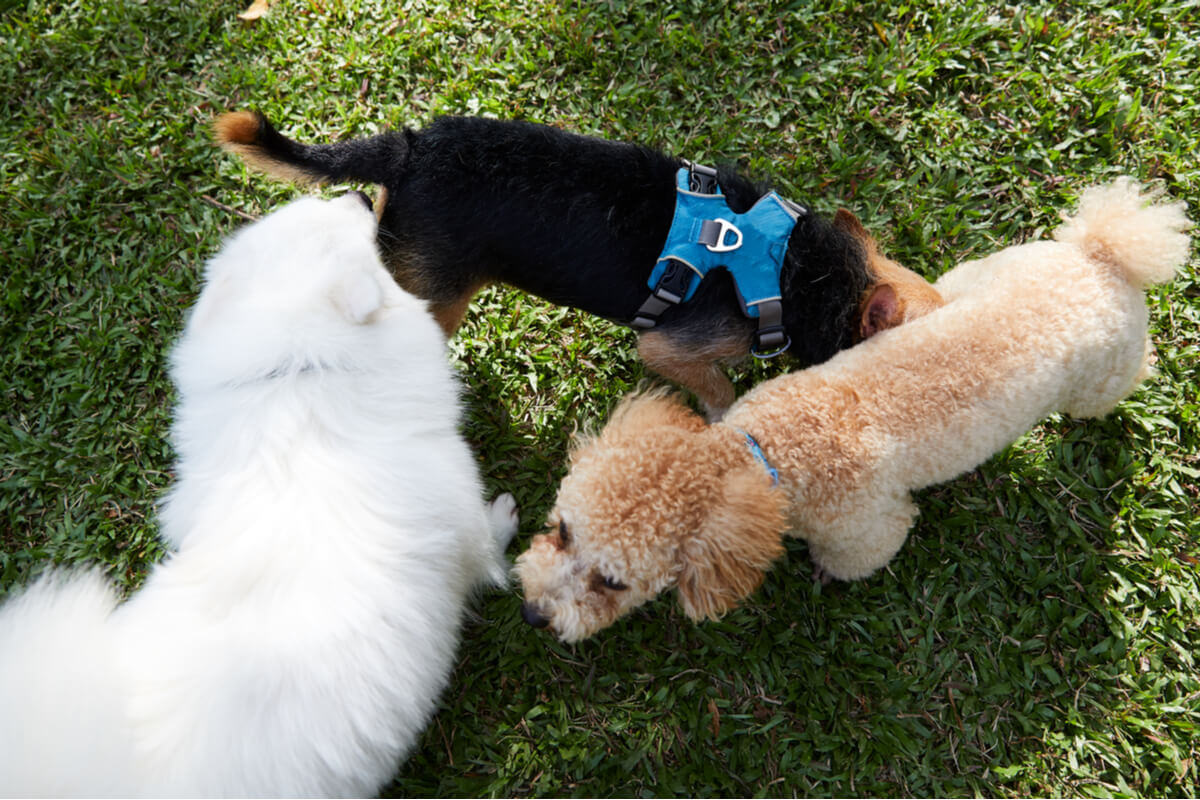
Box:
[737,429,779,487]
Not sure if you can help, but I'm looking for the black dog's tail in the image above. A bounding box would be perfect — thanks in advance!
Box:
[213,110,408,186]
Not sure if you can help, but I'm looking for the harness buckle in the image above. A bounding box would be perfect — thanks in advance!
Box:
[631,259,695,329]
[749,298,790,358]
[652,259,695,303]
[687,162,719,194]
[699,218,743,253]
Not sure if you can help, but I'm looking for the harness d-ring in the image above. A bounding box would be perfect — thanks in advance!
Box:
[750,334,792,360]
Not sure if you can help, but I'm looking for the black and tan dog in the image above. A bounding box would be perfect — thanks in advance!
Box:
[215,111,942,414]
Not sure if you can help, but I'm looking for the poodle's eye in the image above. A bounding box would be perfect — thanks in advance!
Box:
[554,519,570,549]
[600,575,628,592]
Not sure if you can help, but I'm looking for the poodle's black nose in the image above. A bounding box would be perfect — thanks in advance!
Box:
[521,602,550,629]
[348,190,372,211]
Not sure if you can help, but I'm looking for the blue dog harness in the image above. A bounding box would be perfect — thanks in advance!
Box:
[632,163,807,358]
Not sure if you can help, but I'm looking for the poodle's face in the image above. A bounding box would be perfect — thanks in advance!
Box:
[515,394,788,643]
[515,426,703,643]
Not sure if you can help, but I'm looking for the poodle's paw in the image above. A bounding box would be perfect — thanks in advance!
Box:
[812,563,836,586]
[487,493,519,548]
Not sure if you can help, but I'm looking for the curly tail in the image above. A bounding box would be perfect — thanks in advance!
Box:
[1053,177,1191,288]
[213,110,409,186]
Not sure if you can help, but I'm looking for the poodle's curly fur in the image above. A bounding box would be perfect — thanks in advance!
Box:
[515,178,1192,643]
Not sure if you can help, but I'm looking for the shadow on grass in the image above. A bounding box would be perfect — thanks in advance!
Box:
[387,384,1192,797]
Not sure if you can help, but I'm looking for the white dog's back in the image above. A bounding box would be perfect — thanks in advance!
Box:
[0,195,513,797]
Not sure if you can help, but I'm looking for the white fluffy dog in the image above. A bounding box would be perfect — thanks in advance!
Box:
[0,194,517,797]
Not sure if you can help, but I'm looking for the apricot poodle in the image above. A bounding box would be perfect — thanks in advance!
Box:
[515,178,1191,642]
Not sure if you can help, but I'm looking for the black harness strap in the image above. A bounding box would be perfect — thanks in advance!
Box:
[631,259,695,329]
[750,300,789,358]
[631,162,718,331]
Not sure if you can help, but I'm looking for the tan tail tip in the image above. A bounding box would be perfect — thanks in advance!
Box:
[213,110,263,146]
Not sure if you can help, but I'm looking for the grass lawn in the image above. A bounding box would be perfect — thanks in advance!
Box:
[2,0,1198,796]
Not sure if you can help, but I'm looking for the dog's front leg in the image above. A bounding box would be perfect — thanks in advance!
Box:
[637,330,740,420]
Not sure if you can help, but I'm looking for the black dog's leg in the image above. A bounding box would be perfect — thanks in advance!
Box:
[637,328,750,419]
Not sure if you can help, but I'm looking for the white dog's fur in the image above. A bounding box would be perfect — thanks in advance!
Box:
[0,194,517,797]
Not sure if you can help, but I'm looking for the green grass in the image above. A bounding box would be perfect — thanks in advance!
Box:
[2,0,1198,796]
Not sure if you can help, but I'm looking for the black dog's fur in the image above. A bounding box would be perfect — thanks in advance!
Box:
[216,111,940,412]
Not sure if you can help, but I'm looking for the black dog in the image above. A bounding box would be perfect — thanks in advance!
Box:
[216,111,942,414]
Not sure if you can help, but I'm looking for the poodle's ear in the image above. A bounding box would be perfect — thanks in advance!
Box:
[608,391,707,438]
[675,469,787,621]
[330,269,384,324]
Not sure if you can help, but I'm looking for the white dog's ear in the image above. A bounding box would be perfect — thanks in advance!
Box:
[331,270,384,324]
[675,469,786,621]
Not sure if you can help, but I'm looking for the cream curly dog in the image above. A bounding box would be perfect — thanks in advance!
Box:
[515,178,1191,642]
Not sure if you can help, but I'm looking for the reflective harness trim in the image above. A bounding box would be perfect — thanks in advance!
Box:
[632,164,806,359]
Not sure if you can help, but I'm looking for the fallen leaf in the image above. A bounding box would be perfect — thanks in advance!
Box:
[238,0,270,21]
[872,20,889,46]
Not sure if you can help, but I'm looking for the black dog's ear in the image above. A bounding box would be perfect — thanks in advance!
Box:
[832,207,872,242]
[859,283,901,340]
[835,208,901,339]
[835,208,946,337]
